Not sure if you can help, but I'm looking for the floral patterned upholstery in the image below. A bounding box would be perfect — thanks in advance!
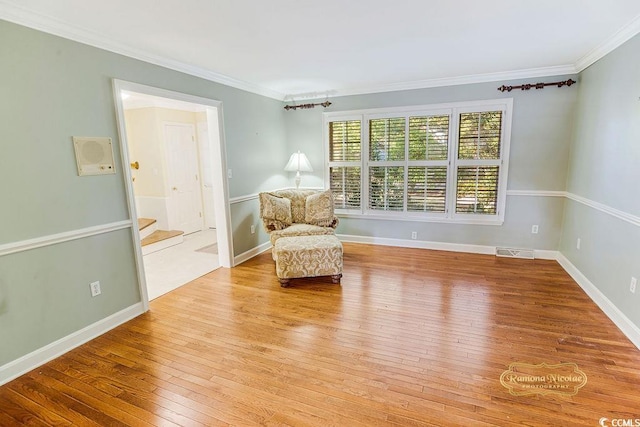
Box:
[269,223,335,246]
[268,189,317,223]
[259,192,293,231]
[274,235,343,285]
[258,189,343,286]
[259,189,339,234]
[305,189,335,226]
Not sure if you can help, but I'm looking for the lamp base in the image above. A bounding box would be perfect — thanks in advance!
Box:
[295,173,301,189]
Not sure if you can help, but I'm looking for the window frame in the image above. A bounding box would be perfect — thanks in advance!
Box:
[324,99,513,225]
[326,114,364,215]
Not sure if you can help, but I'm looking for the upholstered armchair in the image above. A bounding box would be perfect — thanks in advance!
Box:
[259,189,339,247]
[258,189,343,286]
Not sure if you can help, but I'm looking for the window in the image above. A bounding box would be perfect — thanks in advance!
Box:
[328,119,361,210]
[325,99,512,224]
[455,111,503,215]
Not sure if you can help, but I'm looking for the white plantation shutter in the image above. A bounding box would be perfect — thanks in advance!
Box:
[330,166,361,209]
[369,118,405,161]
[407,166,447,212]
[368,118,405,211]
[369,166,404,211]
[455,166,499,214]
[455,111,503,215]
[407,115,449,213]
[325,100,511,222]
[458,111,502,160]
[328,120,362,210]
[329,120,361,162]
[367,115,451,213]
[408,116,449,161]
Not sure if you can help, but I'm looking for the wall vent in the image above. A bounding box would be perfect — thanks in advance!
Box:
[496,247,534,259]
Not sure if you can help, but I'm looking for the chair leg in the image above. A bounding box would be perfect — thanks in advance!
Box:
[279,278,290,287]
[331,274,342,284]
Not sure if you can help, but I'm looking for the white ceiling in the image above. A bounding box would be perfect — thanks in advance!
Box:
[2,0,640,100]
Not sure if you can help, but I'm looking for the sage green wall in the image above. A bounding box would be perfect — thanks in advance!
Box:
[231,198,270,256]
[560,33,640,327]
[0,20,286,368]
[0,230,139,364]
[285,77,578,249]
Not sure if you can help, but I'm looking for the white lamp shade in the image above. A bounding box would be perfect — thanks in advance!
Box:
[284,151,313,172]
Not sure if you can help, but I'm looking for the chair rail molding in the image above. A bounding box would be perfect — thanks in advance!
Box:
[0,220,133,257]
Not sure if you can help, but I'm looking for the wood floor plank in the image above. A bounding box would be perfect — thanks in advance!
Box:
[2,243,640,425]
[2,388,71,426]
[0,389,51,426]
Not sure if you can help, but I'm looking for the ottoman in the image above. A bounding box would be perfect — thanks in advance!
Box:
[273,234,343,287]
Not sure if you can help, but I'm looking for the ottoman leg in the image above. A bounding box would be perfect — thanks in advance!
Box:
[279,278,291,287]
[331,274,342,284]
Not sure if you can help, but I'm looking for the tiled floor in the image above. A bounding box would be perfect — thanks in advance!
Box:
[142,228,220,300]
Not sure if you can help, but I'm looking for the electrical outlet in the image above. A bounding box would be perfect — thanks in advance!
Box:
[576,238,581,250]
[90,281,101,297]
[250,224,255,234]
[531,225,539,234]
[631,277,637,294]
[411,231,417,240]
[227,169,232,179]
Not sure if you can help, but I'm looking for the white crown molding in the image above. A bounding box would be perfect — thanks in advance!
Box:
[2,1,638,102]
[575,14,640,72]
[0,2,285,101]
[330,65,578,98]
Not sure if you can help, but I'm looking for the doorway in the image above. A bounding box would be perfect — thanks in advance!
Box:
[113,80,234,309]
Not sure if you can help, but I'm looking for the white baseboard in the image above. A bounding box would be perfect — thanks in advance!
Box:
[234,241,272,266]
[338,234,560,260]
[533,249,559,260]
[338,234,495,255]
[0,302,145,386]
[234,235,559,264]
[557,254,640,351]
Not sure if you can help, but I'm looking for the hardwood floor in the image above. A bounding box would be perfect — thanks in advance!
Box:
[1,243,639,426]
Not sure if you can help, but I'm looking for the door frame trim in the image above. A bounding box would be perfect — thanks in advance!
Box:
[112,79,234,311]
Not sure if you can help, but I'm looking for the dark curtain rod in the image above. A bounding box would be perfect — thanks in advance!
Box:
[498,79,576,92]
[284,101,332,111]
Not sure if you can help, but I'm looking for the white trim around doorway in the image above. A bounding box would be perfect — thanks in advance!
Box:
[112,79,234,312]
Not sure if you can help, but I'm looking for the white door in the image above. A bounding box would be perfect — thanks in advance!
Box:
[165,123,204,235]
[197,121,216,228]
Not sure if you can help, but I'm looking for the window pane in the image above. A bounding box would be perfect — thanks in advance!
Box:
[458,111,502,160]
[409,115,449,161]
[369,118,405,161]
[407,166,447,212]
[329,121,361,161]
[369,166,404,211]
[456,166,499,214]
[330,166,361,209]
